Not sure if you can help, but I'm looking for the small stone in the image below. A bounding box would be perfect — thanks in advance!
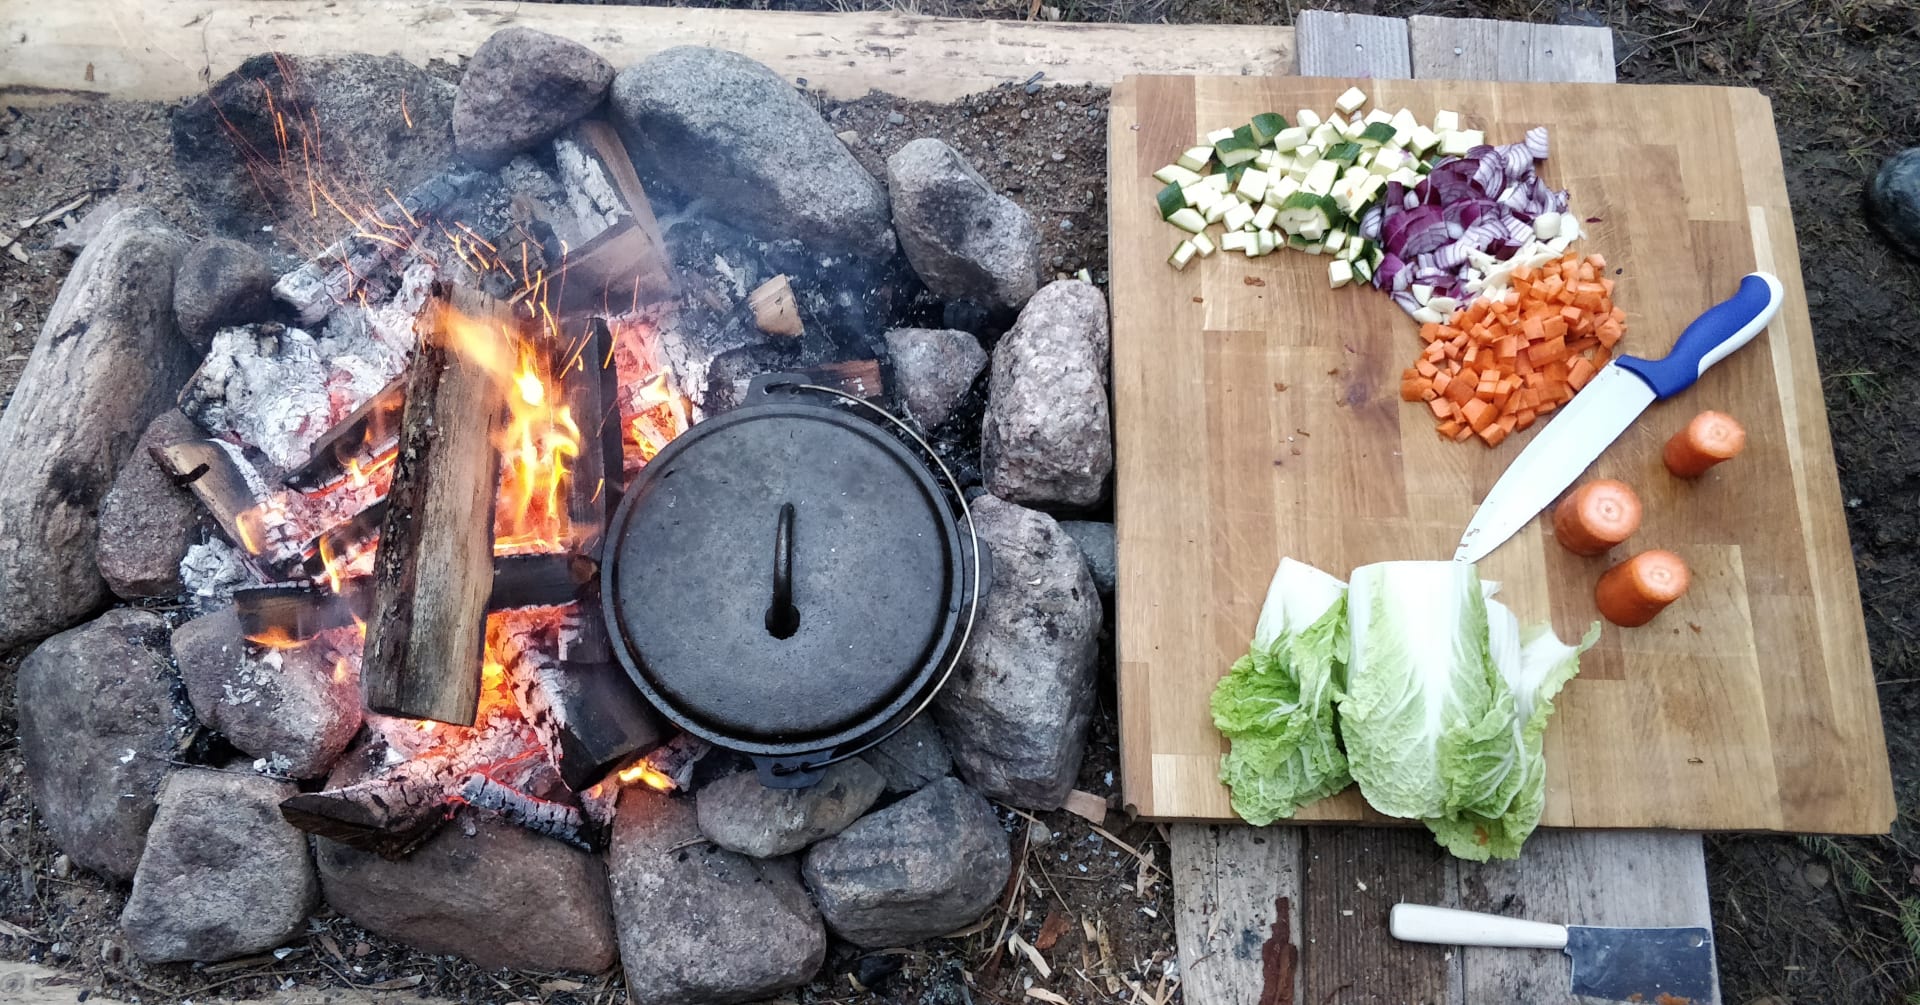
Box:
[1056,520,1115,595]
[802,777,1010,947]
[611,47,893,259]
[1802,860,1831,888]
[884,327,987,431]
[173,237,276,351]
[860,715,953,794]
[313,754,616,973]
[96,410,208,599]
[887,112,907,126]
[18,610,180,880]
[696,760,885,858]
[121,769,317,962]
[887,138,1041,313]
[51,855,71,879]
[836,129,860,145]
[454,27,615,167]
[608,787,825,1004]
[173,609,361,780]
[1867,148,1920,261]
[980,280,1112,508]
[933,496,1100,809]
[50,195,125,253]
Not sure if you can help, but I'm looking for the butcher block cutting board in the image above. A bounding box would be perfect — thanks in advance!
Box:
[1110,75,1894,833]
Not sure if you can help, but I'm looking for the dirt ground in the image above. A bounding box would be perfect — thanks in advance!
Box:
[1,1,1918,1003]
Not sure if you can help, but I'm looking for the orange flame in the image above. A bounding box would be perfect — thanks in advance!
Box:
[245,626,305,650]
[618,761,677,793]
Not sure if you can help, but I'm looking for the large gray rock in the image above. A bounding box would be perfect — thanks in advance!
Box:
[696,760,885,859]
[121,769,317,962]
[454,27,614,167]
[933,496,1100,809]
[174,608,361,779]
[0,208,192,652]
[1869,148,1920,261]
[96,410,208,599]
[802,777,1010,947]
[887,139,1041,312]
[608,787,825,1005]
[315,793,617,972]
[172,53,455,233]
[17,610,182,880]
[1057,520,1116,596]
[885,327,987,432]
[173,238,276,351]
[980,281,1112,508]
[611,47,893,259]
[860,715,953,794]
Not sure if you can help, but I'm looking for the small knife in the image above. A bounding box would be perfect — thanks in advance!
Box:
[1454,272,1784,564]
[1391,903,1716,1002]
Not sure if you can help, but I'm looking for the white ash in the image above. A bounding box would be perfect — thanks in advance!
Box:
[179,539,258,605]
[312,256,436,392]
[182,326,333,469]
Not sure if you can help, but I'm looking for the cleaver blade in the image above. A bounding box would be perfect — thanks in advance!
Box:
[1392,904,1715,1002]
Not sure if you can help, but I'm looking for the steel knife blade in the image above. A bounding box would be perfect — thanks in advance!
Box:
[1454,272,1784,565]
[1392,903,1716,1003]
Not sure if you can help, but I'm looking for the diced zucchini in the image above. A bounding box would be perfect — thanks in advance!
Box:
[1254,150,1277,170]
[1352,258,1374,283]
[1270,126,1310,153]
[1176,145,1215,172]
[1370,147,1407,175]
[1250,112,1288,145]
[1169,240,1199,271]
[1325,141,1363,165]
[1192,231,1217,257]
[1295,108,1323,129]
[1407,125,1440,156]
[1219,231,1252,252]
[1356,149,1375,168]
[1338,116,1365,139]
[1358,121,1398,146]
[1257,229,1279,256]
[1167,207,1207,233]
[1304,242,1325,255]
[1438,129,1484,157]
[1153,164,1202,186]
[1302,159,1340,196]
[1391,108,1419,137]
[1354,173,1386,207]
[1334,86,1368,113]
[1077,268,1094,283]
[1364,108,1393,125]
[1308,122,1339,149]
[1324,228,1348,252]
[1252,204,1278,231]
[1203,199,1231,224]
[1157,183,1187,220]
[1233,124,1257,146]
[1198,172,1232,194]
[1214,135,1262,167]
[1205,127,1237,144]
[1433,109,1460,133]
[1222,201,1256,232]
[1329,259,1354,289]
[1293,144,1322,169]
[1225,162,1250,187]
[1265,175,1301,206]
[1235,167,1269,202]
[1287,234,1310,250]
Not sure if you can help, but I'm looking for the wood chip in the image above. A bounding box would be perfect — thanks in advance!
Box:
[364,975,424,990]
[317,933,343,960]
[1007,931,1051,979]
[541,978,587,993]
[0,919,41,940]
[1062,789,1108,825]
[1034,907,1073,951]
[1026,989,1070,1005]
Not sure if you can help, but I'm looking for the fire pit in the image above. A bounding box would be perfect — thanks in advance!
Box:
[5,27,1111,997]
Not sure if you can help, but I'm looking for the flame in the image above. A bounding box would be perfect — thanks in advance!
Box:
[246,626,305,650]
[618,761,677,793]
[330,654,353,684]
[317,533,345,594]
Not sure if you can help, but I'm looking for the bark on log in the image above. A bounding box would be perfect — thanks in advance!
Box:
[360,284,509,725]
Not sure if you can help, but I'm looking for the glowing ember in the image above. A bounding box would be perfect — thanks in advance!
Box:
[245,626,306,651]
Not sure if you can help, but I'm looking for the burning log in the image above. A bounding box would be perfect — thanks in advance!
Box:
[151,439,302,570]
[454,772,594,851]
[490,551,596,610]
[549,120,675,313]
[234,581,373,641]
[360,284,510,726]
[282,376,407,492]
[301,499,388,582]
[747,274,804,338]
[274,168,487,325]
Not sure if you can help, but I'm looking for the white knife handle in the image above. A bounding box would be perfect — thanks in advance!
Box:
[1390,904,1569,949]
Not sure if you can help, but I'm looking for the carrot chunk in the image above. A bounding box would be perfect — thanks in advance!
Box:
[1595,550,1690,627]
[1553,479,1643,557]
[1664,411,1746,478]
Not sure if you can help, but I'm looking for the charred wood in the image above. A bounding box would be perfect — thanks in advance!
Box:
[282,376,407,492]
[709,357,887,413]
[489,552,596,611]
[233,580,373,641]
[152,439,301,570]
[455,772,595,851]
[274,168,487,325]
[301,499,387,581]
[360,284,509,725]
[550,120,675,312]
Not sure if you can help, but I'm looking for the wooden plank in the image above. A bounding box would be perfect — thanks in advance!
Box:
[1108,75,1892,834]
[0,0,1294,106]
[1454,830,1717,1003]
[1294,11,1411,79]
[0,961,469,1005]
[1298,829,1459,1003]
[1170,824,1302,1005]
[1408,16,1615,83]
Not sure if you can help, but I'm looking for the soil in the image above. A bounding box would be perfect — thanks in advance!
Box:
[1,1,1918,1002]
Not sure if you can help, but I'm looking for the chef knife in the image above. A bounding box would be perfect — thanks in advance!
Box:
[1391,903,1715,1003]
[1454,272,1784,564]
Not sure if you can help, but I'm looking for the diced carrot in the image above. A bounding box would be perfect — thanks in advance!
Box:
[1419,322,1443,343]
[1567,357,1598,390]
[1461,398,1494,432]
[1427,397,1452,419]
[1416,359,1439,378]
[1452,424,1475,442]
[1444,376,1476,404]
[1541,315,1568,340]
[1586,253,1607,269]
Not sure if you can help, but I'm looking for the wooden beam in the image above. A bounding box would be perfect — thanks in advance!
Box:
[1170,824,1302,1005]
[1295,10,1411,78]
[360,284,508,726]
[0,0,1295,106]
[1407,16,1615,83]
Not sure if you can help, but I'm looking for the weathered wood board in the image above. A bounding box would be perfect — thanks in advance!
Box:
[1111,75,1892,833]
[0,0,1293,105]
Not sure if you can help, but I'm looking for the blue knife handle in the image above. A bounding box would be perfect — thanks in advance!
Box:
[1615,273,1783,399]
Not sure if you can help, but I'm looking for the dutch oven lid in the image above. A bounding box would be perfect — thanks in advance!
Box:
[602,382,964,755]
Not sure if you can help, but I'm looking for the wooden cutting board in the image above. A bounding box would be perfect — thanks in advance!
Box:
[1110,75,1894,833]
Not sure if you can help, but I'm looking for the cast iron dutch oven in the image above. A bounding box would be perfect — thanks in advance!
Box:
[602,374,989,788]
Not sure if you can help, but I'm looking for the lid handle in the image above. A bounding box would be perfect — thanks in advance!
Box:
[765,502,799,640]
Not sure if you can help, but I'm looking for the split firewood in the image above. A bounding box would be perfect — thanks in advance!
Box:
[152,439,302,571]
[233,581,373,641]
[549,120,675,313]
[281,376,407,492]
[747,274,804,337]
[489,551,596,610]
[273,168,487,325]
[360,283,509,725]
[455,772,595,851]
